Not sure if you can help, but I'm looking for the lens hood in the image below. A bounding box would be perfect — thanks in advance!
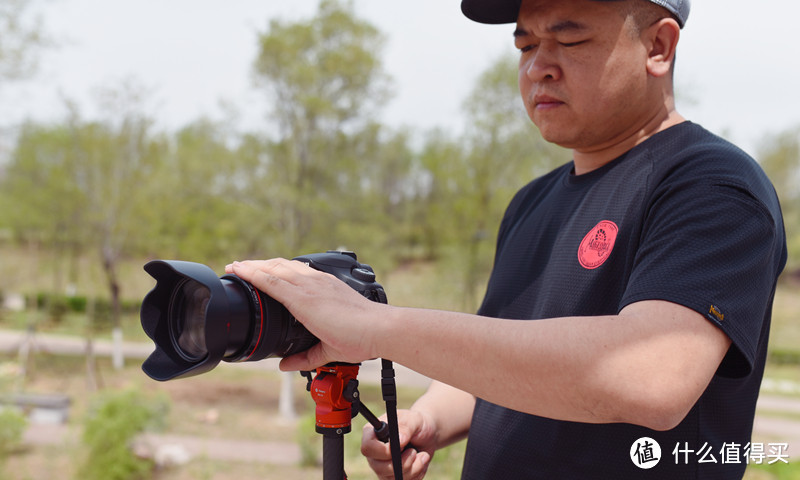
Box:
[141,260,232,381]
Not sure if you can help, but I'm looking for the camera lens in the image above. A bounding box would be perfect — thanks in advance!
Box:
[141,253,384,381]
[218,274,317,362]
[170,279,211,360]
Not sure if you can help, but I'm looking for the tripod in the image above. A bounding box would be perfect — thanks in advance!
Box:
[303,361,404,480]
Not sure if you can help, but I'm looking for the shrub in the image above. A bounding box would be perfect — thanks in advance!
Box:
[0,407,26,455]
[0,407,27,480]
[75,389,170,480]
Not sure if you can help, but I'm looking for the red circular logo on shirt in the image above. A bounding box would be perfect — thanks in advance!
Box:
[578,220,619,269]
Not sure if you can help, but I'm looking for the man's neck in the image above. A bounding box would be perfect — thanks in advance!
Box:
[572,109,686,175]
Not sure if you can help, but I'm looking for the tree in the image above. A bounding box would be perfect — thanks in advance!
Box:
[139,118,248,262]
[76,82,167,369]
[410,128,470,261]
[1,0,47,155]
[0,120,89,274]
[324,122,416,269]
[0,0,45,82]
[251,0,392,254]
[0,81,168,370]
[250,0,395,419]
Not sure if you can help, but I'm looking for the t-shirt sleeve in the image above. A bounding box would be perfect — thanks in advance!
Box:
[620,180,784,378]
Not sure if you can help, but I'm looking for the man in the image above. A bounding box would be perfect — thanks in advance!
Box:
[226,0,787,478]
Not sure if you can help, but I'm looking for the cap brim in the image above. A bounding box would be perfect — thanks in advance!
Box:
[461,0,521,24]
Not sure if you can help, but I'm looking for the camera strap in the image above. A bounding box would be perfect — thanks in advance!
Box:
[380,358,404,480]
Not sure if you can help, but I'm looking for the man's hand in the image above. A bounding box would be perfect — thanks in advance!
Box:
[362,382,475,480]
[225,258,387,370]
[361,409,436,480]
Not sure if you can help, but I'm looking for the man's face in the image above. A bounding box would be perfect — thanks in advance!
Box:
[515,0,654,152]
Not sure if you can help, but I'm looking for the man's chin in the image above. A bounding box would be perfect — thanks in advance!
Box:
[534,125,578,149]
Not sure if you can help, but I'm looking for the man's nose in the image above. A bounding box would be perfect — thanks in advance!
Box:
[523,45,562,82]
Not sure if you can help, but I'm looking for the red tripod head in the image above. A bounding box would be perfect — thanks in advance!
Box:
[302,360,403,480]
[309,363,360,434]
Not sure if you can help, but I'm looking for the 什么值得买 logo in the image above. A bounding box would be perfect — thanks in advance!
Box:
[631,437,661,469]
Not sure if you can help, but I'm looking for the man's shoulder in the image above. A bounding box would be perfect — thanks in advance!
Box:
[651,122,754,168]
[646,122,775,199]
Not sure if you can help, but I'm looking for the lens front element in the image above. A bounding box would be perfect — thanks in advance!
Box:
[170,279,211,360]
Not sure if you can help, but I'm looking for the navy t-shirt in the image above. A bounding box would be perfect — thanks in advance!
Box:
[462,122,787,479]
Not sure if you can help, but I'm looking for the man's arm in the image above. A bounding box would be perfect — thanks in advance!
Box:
[227,260,731,431]
[377,299,731,431]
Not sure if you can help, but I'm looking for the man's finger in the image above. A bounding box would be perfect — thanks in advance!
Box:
[278,344,330,372]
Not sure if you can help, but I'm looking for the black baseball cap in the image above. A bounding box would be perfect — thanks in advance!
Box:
[461,0,691,28]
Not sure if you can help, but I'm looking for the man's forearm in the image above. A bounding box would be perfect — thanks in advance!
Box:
[377,300,730,430]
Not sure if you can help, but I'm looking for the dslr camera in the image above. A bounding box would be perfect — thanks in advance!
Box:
[140,251,386,381]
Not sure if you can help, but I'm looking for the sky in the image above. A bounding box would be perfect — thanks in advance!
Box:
[3,0,799,157]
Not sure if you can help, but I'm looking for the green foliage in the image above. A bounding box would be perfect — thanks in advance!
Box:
[768,348,800,366]
[30,292,138,314]
[296,412,321,467]
[0,123,87,247]
[254,0,390,134]
[0,408,26,456]
[0,358,27,480]
[0,81,171,332]
[25,292,140,330]
[0,407,27,480]
[75,389,170,480]
[249,0,396,257]
[139,118,251,260]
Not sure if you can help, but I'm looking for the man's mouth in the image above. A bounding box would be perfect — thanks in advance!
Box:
[534,94,564,110]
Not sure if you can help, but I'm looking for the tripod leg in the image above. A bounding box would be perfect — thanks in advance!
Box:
[322,433,346,480]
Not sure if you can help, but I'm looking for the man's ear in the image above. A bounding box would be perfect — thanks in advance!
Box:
[645,18,680,77]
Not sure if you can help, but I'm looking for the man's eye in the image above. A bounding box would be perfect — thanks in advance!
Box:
[560,40,587,47]
[518,44,537,53]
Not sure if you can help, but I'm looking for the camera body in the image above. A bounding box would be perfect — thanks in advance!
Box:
[140,251,386,381]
